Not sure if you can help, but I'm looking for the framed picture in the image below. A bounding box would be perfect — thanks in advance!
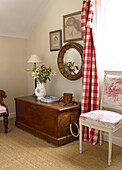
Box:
[63,11,83,42]
[49,30,62,51]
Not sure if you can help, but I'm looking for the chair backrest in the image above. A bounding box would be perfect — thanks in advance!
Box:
[0,90,7,106]
[100,71,122,114]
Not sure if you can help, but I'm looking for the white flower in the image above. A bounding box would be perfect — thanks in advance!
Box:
[32,71,39,79]
[50,70,56,76]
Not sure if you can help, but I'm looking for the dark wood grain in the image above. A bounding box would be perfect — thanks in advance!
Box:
[15,96,81,146]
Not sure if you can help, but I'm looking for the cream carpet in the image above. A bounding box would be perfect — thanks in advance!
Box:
[0,118,121,170]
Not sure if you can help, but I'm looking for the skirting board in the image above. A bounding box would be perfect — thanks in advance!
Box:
[103,132,122,147]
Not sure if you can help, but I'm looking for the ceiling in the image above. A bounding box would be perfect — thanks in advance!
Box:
[0,0,49,39]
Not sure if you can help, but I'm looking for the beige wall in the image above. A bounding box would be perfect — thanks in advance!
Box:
[0,36,28,113]
[26,0,83,101]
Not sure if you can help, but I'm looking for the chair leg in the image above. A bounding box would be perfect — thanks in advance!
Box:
[3,112,8,133]
[100,130,102,145]
[108,131,112,166]
[79,122,82,154]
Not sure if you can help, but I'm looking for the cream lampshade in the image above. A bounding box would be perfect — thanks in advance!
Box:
[28,54,41,65]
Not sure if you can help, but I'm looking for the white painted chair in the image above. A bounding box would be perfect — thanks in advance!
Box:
[79,71,122,166]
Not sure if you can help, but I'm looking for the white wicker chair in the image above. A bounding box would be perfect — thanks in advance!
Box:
[79,71,122,166]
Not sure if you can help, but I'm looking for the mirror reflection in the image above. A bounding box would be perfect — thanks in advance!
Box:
[57,42,83,80]
[63,48,82,75]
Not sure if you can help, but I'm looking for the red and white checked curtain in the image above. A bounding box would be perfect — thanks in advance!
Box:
[81,0,99,144]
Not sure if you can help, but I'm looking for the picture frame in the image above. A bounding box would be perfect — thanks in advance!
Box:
[49,30,62,51]
[63,11,83,42]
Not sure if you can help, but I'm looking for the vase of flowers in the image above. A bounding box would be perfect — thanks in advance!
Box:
[64,62,75,74]
[26,65,56,99]
[35,81,46,99]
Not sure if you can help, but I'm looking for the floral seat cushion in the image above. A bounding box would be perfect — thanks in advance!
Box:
[0,105,6,113]
[79,110,122,128]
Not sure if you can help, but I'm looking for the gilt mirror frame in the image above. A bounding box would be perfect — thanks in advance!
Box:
[57,42,83,80]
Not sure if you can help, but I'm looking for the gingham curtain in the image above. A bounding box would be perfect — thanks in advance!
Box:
[81,0,99,144]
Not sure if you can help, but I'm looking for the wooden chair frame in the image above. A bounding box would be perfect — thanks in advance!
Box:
[0,90,9,133]
[79,71,122,166]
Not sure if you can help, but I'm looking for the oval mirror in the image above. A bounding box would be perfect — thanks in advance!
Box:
[57,42,83,80]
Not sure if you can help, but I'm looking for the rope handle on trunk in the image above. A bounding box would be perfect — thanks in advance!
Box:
[70,123,79,138]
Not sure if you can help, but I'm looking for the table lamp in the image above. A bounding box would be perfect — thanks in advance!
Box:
[28,54,41,69]
[27,54,41,96]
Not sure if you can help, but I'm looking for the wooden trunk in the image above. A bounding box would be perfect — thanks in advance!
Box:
[15,96,81,146]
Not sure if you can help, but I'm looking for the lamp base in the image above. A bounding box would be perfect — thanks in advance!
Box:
[32,93,36,98]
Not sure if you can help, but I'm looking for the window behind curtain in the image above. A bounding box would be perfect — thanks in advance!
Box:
[96,0,122,71]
